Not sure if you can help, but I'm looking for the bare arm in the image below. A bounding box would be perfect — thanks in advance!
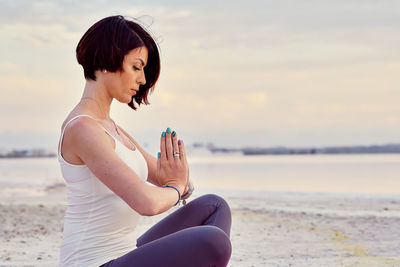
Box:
[66,117,185,216]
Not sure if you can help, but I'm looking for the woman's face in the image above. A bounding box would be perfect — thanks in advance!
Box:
[106,46,148,103]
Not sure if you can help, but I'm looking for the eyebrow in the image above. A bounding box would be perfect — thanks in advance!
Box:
[135,58,145,67]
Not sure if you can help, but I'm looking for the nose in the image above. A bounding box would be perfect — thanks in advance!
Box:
[138,71,146,85]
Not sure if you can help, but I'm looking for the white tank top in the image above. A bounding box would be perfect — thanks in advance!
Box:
[58,115,148,267]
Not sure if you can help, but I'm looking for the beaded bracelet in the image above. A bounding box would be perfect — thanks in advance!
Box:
[162,185,181,206]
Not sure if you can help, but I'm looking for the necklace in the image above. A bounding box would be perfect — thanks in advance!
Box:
[80,97,120,135]
[79,97,136,151]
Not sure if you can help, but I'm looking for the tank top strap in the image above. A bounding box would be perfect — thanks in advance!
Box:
[58,114,116,156]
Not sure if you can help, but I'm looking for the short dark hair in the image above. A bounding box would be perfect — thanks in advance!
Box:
[76,15,161,110]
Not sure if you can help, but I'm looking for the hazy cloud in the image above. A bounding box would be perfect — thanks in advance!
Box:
[0,0,399,148]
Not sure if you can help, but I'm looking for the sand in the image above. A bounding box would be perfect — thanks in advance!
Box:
[1,187,400,267]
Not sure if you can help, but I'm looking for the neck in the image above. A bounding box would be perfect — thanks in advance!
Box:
[81,80,112,119]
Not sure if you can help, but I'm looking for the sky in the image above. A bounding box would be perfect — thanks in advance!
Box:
[0,0,399,151]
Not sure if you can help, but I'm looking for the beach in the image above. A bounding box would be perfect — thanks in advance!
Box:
[1,185,400,267]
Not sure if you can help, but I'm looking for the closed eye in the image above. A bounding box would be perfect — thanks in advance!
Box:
[133,66,141,71]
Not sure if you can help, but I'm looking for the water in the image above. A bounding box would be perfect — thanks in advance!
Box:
[188,154,400,195]
[0,154,400,199]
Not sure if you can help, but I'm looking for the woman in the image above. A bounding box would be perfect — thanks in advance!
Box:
[57,15,232,266]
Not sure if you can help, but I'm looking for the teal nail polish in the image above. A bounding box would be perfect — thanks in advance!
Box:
[172,131,176,137]
[162,132,166,137]
[157,152,161,158]
[167,128,171,134]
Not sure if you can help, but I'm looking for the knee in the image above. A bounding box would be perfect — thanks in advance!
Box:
[201,194,231,212]
[206,194,231,218]
[198,226,232,265]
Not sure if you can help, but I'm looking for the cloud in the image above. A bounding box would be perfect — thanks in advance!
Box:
[0,23,79,47]
[0,62,18,72]
[0,0,400,147]
[246,92,268,107]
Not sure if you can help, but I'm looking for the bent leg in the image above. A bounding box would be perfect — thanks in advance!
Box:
[137,194,231,247]
[101,226,232,267]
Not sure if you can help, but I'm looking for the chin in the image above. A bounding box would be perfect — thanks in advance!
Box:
[125,97,133,104]
[115,96,132,104]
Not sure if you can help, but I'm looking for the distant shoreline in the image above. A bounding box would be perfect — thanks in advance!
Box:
[0,150,56,159]
[0,155,56,159]
[1,143,400,158]
[210,143,400,155]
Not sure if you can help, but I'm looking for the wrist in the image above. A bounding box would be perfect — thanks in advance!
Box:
[162,184,182,206]
[164,183,184,195]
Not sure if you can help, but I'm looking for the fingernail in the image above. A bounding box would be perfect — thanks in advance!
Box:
[167,128,171,134]
[172,131,176,137]
[157,152,161,158]
[162,132,166,137]
[178,140,182,145]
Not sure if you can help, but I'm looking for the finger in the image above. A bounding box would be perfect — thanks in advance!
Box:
[165,127,173,160]
[171,131,179,161]
[186,167,190,187]
[157,152,164,186]
[178,139,187,162]
[157,151,161,171]
[160,131,166,159]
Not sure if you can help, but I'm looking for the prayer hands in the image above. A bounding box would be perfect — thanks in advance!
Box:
[156,128,189,195]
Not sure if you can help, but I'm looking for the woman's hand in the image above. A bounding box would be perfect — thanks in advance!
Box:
[156,128,189,195]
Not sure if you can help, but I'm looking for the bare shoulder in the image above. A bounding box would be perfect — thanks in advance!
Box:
[65,116,115,153]
[61,116,115,164]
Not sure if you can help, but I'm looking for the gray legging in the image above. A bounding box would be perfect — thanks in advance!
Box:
[99,194,232,267]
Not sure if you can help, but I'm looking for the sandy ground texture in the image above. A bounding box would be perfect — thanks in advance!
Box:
[1,188,400,267]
